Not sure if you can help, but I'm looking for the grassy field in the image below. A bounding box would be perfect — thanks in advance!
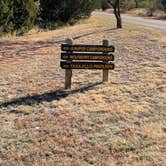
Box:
[0,16,166,165]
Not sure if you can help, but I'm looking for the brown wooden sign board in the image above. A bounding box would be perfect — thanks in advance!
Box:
[61,61,115,69]
[61,44,115,52]
[61,53,114,61]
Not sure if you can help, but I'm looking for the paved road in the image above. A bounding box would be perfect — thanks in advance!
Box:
[93,12,166,30]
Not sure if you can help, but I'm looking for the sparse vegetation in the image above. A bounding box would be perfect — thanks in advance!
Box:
[0,16,165,165]
[101,0,166,16]
[1,0,165,35]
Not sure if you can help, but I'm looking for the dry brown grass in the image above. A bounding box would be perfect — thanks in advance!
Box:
[0,16,166,165]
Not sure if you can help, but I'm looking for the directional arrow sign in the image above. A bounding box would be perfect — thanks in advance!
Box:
[61,44,115,52]
[61,53,114,61]
[60,61,115,69]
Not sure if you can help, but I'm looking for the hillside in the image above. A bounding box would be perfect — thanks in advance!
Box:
[0,16,166,165]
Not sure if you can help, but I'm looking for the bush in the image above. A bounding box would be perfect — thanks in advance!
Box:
[0,0,37,35]
[147,0,157,16]
[161,0,166,12]
[138,0,155,16]
[0,0,14,33]
[40,0,99,24]
[100,0,110,11]
[121,0,136,12]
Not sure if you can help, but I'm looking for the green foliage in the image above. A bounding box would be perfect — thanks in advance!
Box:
[120,0,136,12]
[1,0,165,35]
[0,0,37,35]
[139,0,157,16]
[161,0,166,12]
[0,0,14,33]
[100,0,165,13]
[100,0,110,10]
[104,0,166,16]
[13,0,37,34]
[40,0,99,24]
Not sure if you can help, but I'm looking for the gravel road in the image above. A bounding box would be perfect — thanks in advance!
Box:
[93,11,166,30]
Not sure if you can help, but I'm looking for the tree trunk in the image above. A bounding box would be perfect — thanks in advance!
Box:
[113,0,122,29]
[135,0,138,8]
[107,0,122,29]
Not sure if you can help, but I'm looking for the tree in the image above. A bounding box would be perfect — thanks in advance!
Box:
[134,0,138,8]
[40,0,99,24]
[13,0,37,34]
[107,0,122,28]
[0,0,14,33]
[101,0,110,10]
[0,0,37,35]
[161,0,166,12]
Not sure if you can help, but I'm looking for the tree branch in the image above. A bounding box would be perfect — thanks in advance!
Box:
[107,0,115,8]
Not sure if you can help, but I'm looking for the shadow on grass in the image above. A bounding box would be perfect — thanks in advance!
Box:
[0,28,116,47]
[0,82,102,108]
[55,28,117,44]
[0,28,116,61]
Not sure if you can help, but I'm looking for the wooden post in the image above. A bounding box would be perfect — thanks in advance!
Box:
[102,39,109,82]
[65,38,73,89]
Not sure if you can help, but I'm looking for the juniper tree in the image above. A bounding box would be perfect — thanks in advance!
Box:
[0,0,37,35]
[40,0,99,24]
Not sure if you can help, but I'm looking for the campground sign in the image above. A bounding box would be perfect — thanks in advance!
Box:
[61,61,114,70]
[60,38,115,89]
[61,53,114,61]
[61,44,115,52]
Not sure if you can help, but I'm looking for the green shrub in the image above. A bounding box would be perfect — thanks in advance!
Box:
[0,0,14,33]
[40,0,99,24]
[13,0,37,34]
[161,0,166,12]
[139,0,157,16]
[121,0,136,12]
[0,0,37,35]
[100,0,110,10]
[147,0,157,16]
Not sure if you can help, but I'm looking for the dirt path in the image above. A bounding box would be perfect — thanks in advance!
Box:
[93,11,166,30]
[0,16,166,165]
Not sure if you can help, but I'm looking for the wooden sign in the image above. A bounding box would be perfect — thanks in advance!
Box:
[61,44,115,52]
[61,61,115,70]
[61,53,114,61]
[60,38,115,89]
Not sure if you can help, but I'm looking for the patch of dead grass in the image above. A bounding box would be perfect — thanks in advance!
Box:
[0,15,166,165]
